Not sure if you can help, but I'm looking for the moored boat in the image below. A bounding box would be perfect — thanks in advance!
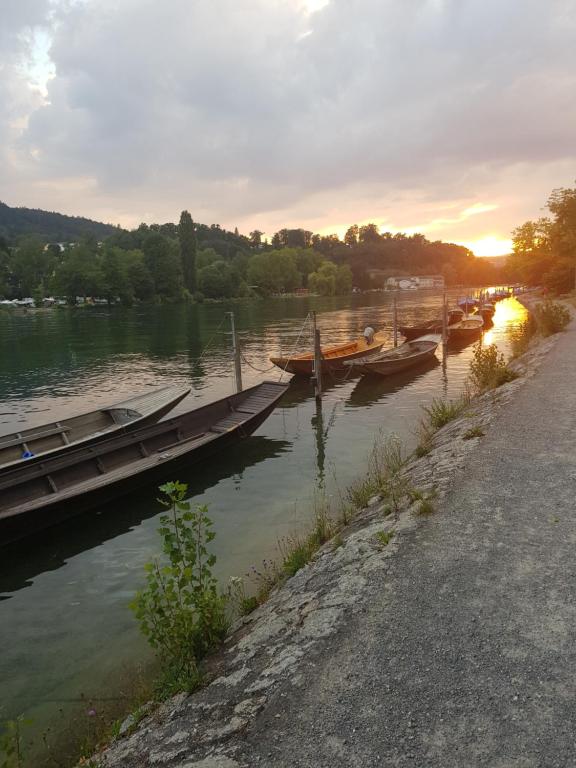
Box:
[448,314,484,343]
[476,302,495,322]
[0,385,190,473]
[270,337,385,376]
[399,308,464,341]
[0,381,288,545]
[345,338,440,377]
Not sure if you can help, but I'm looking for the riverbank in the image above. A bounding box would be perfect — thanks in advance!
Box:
[88,299,570,767]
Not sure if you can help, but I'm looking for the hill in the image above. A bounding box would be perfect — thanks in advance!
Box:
[0,201,119,243]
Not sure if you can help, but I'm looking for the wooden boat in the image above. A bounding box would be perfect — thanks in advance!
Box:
[0,385,190,474]
[458,297,478,313]
[399,309,464,341]
[345,338,439,377]
[476,302,495,322]
[0,381,288,544]
[448,315,484,342]
[270,337,385,376]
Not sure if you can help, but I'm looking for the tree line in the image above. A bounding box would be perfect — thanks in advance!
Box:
[0,210,503,305]
[505,186,576,293]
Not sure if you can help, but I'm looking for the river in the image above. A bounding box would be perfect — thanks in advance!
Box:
[0,291,526,761]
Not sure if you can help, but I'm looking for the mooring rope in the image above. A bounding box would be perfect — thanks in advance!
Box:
[277,312,313,382]
[197,315,228,363]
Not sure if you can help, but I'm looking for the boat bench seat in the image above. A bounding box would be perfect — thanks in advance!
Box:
[0,425,71,450]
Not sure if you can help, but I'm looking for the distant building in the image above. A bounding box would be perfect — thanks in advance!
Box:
[385,275,445,290]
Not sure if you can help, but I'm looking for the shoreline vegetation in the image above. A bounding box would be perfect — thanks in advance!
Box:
[2,296,571,768]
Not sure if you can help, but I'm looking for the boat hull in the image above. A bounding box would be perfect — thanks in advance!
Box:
[270,339,384,376]
[349,340,439,377]
[0,382,287,545]
[0,385,190,474]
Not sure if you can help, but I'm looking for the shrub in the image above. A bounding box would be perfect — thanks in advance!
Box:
[424,396,468,429]
[130,482,228,694]
[463,425,485,440]
[469,343,518,392]
[534,300,571,336]
[376,529,395,547]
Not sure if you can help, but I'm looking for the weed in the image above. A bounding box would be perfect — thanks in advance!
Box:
[463,425,485,440]
[347,476,380,509]
[469,343,518,392]
[0,716,30,768]
[534,299,571,336]
[332,533,344,550]
[130,482,228,696]
[416,499,435,516]
[424,396,468,429]
[375,529,395,547]
[247,558,282,604]
[227,577,259,617]
[280,535,314,577]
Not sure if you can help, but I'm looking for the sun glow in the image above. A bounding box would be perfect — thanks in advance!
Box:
[462,237,513,257]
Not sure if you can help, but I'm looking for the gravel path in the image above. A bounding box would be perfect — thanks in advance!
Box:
[239,318,576,767]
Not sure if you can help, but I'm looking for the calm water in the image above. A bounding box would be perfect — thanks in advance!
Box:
[0,292,526,754]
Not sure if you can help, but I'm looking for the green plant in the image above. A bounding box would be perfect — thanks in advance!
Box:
[347,476,380,509]
[248,558,282,604]
[332,533,344,550]
[534,299,571,336]
[424,396,468,429]
[0,717,30,768]
[463,425,485,440]
[130,482,228,694]
[416,498,435,516]
[375,529,395,547]
[228,576,259,616]
[469,343,518,392]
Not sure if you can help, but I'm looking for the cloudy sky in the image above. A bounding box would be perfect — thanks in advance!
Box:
[2,0,576,254]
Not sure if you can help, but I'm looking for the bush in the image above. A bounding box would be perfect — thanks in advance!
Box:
[469,343,518,392]
[424,396,468,429]
[534,299,571,336]
[130,482,228,694]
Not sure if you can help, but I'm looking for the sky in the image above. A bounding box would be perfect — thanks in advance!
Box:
[1,0,576,256]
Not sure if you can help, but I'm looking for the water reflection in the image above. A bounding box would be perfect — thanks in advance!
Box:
[0,435,291,599]
[0,294,528,755]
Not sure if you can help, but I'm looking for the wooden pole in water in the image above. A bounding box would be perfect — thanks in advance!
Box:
[442,291,447,346]
[228,311,243,393]
[311,311,323,402]
[393,294,398,348]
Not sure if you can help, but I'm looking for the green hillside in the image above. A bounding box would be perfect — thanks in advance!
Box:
[0,201,119,243]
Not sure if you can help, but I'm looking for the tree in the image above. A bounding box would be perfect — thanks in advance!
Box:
[359,223,381,244]
[198,260,236,298]
[249,230,263,248]
[335,264,353,294]
[143,233,183,300]
[308,261,337,296]
[178,210,197,293]
[247,250,301,293]
[344,224,359,247]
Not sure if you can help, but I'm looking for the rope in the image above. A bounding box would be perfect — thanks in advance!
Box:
[277,312,313,382]
[197,315,228,363]
[239,349,277,374]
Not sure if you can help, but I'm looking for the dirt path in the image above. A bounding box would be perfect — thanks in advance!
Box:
[236,317,576,767]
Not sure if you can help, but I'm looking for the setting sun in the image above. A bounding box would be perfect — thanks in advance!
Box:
[462,236,513,257]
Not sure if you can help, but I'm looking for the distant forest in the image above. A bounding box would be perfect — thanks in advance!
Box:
[0,201,505,304]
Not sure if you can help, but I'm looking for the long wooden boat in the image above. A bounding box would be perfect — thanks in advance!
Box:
[399,309,464,341]
[0,381,288,545]
[344,338,439,377]
[476,303,495,322]
[0,385,190,474]
[270,337,385,377]
[448,315,484,342]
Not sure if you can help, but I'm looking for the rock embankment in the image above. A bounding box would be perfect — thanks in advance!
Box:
[96,320,561,768]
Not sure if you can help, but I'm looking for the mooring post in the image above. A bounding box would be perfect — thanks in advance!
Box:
[228,311,243,393]
[393,295,398,348]
[311,311,323,402]
[442,291,448,346]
